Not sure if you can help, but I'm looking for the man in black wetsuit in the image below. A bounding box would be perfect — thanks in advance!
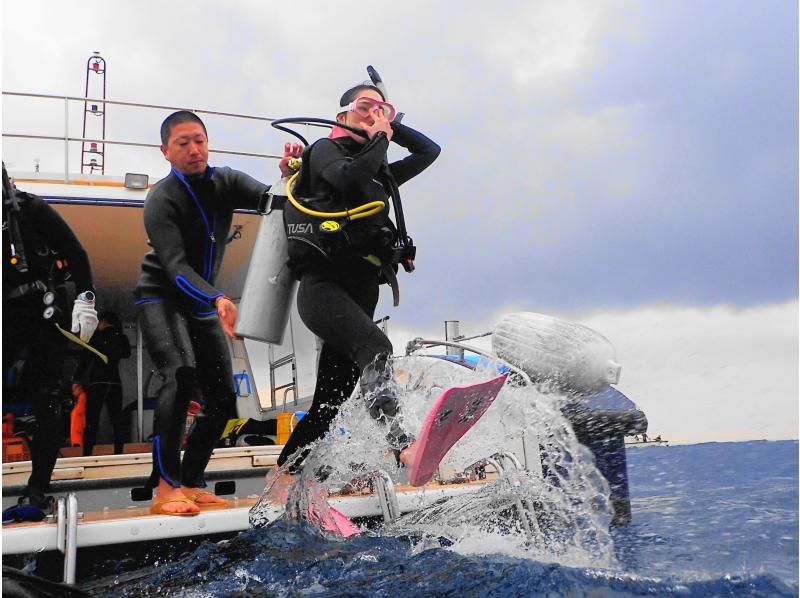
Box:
[134,110,287,515]
[276,83,440,476]
[75,310,131,456]
[2,162,98,522]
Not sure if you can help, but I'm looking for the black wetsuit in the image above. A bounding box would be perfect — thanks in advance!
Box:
[134,166,268,488]
[2,184,95,501]
[75,324,131,455]
[278,123,440,470]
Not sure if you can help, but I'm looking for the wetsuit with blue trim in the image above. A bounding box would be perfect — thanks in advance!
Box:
[135,165,268,488]
[278,122,440,471]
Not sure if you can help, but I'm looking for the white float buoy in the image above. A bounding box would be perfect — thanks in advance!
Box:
[492,312,621,395]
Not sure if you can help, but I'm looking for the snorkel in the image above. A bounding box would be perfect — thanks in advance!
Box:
[271,66,401,144]
[366,65,388,100]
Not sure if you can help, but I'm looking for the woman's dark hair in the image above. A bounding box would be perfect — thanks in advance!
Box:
[160,110,207,145]
[339,84,386,108]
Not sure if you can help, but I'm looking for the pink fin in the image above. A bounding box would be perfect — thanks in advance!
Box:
[306,503,360,538]
[328,506,360,537]
[407,373,508,487]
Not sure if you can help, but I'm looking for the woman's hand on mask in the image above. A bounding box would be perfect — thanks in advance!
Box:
[361,110,394,142]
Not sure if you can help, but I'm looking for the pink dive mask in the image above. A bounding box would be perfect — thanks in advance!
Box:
[342,96,397,121]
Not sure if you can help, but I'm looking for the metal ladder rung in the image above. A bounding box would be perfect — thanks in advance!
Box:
[268,316,298,410]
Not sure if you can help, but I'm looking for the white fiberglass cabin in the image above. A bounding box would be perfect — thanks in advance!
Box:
[2,91,322,513]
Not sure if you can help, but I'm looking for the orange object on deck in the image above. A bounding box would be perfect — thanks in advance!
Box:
[70,383,88,447]
[276,412,299,445]
[2,437,31,462]
[2,413,14,437]
[2,413,31,462]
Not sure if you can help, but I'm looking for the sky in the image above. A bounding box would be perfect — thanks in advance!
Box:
[2,0,797,443]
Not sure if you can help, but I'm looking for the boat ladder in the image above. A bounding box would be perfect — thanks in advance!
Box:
[373,471,400,523]
[484,451,541,541]
[55,493,80,585]
[268,316,298,410]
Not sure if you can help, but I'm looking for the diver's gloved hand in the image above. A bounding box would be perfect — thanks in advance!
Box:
[71,291,98,342]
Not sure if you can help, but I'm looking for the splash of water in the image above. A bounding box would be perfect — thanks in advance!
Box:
[250,354,616,568]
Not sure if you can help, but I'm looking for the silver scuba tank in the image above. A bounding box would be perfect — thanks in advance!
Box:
[234,177,297,344]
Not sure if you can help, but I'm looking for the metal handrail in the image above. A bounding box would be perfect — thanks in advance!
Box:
[3,91,278,122]
[1,91,323,181]
[405,337,534,390]
[278,385,296,410]
[2,133,282,160]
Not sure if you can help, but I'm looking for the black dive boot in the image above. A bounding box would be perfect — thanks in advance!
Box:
[359,356,411,452]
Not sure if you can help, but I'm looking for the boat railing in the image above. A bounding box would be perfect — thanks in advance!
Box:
[1,91,296,181]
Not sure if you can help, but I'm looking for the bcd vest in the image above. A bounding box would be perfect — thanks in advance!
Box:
[283,140,397,276]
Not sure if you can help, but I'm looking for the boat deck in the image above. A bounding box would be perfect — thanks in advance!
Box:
[2,445,283,512]
[2,478,492,556]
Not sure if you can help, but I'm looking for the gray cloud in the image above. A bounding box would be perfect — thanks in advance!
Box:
[4,0,796,443]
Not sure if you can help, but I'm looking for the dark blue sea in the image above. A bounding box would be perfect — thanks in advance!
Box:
[90,440,798,597]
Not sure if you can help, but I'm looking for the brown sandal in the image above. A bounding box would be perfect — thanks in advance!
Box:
[185,490,228,510]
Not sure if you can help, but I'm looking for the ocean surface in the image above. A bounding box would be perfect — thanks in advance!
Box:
[82,439,798,597]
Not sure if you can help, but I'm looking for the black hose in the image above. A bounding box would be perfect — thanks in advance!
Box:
[271,117,366,146]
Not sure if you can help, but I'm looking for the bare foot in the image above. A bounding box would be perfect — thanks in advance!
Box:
[151,478,199,515]
[181,487,227,507]
[399,441,418,468]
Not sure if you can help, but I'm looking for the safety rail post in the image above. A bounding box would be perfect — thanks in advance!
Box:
[444,320,464,360]
[63,97,70,183]
[136,323,144,442]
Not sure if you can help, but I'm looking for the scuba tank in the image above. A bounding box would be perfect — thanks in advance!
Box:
[234,178,297,344]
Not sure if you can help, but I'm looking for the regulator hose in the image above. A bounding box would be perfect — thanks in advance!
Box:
[285,171,385,222]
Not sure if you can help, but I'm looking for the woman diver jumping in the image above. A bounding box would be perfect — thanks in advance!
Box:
[275,73,440,479]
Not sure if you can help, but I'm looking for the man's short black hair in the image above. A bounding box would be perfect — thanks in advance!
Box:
[160,111,207,145]
[339,84,386,109]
